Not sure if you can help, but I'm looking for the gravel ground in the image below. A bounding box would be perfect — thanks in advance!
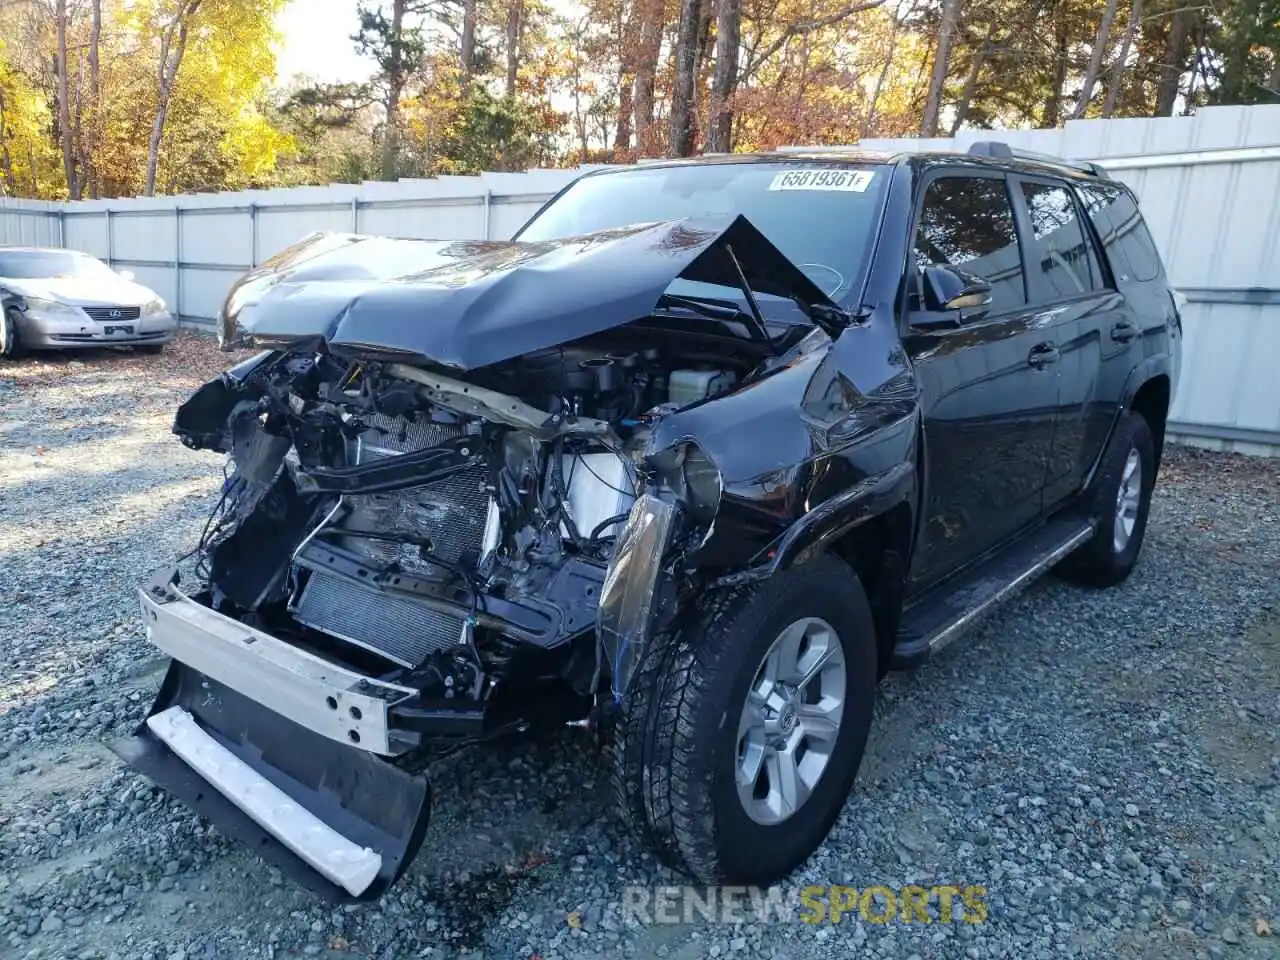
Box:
[1,333,1278,960]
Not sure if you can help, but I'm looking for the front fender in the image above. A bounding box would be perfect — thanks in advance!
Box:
[714,460,916,586]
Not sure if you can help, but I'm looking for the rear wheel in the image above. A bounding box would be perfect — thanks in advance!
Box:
[0,308,22,359]
[613,554,877,883]
[1057,409,1155,586]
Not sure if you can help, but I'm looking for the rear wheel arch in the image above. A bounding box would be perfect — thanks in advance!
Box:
[1129,374,1171,471]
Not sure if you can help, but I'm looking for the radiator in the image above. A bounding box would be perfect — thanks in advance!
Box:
[291,412,488,667]
[293,570,466,668]
[343,413,488,577]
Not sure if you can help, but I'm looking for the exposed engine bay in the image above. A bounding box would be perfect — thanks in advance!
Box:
[176,327,763,749]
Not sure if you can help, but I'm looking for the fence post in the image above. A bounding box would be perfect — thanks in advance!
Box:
[174,206,184,324]
[483,190,492,239]
[57,208,66,247]
[104,208,113,266]
[351,197,360,232]
[249,203,259,267]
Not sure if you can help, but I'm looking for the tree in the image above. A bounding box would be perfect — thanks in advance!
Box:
[0,41,55,196]
[54,0,79,198]
[1102,0,1142,117]
[354,0,428,179]
[1210,0,1280,105]
[460,0,476,83]
[708,0,743,152]
[86,0,101,196]
[632,0,664,155]
[1072,0,1119,117]
[669,0,701,156]
[5,0,1278,200]
[920,0,960,136]
[1154,7,1192,115]
[505,0,522,96]
[144,0,201,195]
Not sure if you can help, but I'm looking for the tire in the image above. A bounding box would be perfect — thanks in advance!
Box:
[0,308,23,359]
[613,554,877,883]
[135,344,165,355]
[1057,409,1155,587]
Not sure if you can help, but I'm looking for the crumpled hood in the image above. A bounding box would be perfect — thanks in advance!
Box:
[1,274,159,307]
[219,215,841,370]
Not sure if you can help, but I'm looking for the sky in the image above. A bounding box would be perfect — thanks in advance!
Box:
[274,0,373,85]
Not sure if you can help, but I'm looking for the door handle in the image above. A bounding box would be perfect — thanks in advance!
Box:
[1111,321,1139,343]
[1028,342,1059,368]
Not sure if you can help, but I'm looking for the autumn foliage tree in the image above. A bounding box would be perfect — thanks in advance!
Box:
[0,0,1277,198]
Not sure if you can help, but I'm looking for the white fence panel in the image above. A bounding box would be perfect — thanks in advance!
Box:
[0,200,59,246]
[257,204,355,263]
[62,212,109,258]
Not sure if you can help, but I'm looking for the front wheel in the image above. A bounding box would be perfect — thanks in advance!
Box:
[613,555,877,884]
[1057,409,1155,586]
[0,308,22,359]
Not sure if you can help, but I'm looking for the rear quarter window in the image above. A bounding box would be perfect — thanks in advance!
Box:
[1074,182,1163,283]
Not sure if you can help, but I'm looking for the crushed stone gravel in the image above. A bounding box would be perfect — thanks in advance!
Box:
[1,333,1278,960]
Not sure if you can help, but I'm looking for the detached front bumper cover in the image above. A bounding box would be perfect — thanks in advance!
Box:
[146,705,384,896]
[112,567,432,901]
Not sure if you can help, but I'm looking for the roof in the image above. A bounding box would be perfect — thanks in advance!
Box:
[592,144,1109,183]
[630,149,903,169]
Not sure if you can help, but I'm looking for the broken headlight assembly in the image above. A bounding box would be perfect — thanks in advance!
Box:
[647,441,723,520]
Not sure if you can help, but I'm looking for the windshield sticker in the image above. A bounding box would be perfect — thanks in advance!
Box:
[768,169,874,192]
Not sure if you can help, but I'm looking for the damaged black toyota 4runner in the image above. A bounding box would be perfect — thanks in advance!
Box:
[116,142,1183,900]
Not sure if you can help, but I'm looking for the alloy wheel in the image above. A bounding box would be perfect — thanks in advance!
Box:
[1113,447,1142,553]
[735,616,847,825]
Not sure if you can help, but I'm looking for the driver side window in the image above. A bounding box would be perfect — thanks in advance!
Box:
[913,176,1028,315]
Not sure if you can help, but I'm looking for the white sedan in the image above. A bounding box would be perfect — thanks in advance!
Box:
[0,247,177,357]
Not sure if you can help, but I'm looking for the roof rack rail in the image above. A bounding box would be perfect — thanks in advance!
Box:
[967,140,1111,179]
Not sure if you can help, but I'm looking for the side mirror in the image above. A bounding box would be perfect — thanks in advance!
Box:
[117,269,135,281]
[920,265,993,322]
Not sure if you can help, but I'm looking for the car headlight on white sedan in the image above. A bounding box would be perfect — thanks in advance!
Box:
[21,296,82,319]
[142,297,167,316]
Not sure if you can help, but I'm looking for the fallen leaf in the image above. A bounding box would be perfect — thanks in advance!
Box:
[522,850,550,870]
[1257,918,1272,937]
[567,911,582,929]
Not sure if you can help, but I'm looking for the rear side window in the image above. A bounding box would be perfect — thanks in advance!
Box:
[1018,180,1104,301]
[1075,182,1162,282]
[914,175,1027,313]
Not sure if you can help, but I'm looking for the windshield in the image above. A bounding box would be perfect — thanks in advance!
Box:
[0,250,115,280]
[517,161,888,306]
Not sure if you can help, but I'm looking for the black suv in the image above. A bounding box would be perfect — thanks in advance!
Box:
[116,142,1182,900]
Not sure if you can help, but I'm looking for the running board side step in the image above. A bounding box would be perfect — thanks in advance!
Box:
[891,517,1095,668]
